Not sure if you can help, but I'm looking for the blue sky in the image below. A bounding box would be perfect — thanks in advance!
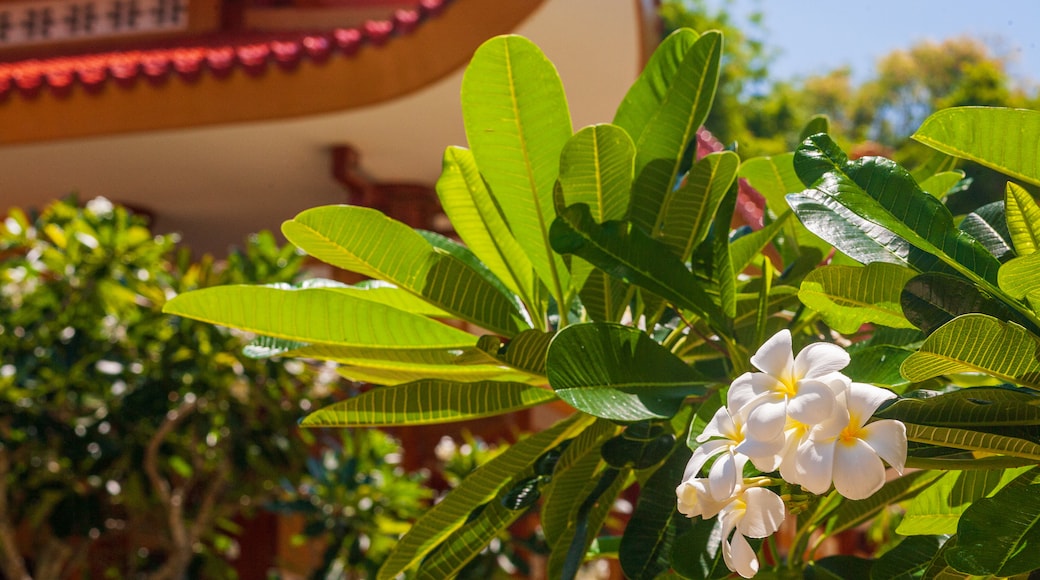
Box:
[713,0,1040,88]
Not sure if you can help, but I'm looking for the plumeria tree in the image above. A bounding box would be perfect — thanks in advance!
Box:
[165,27,1040,579]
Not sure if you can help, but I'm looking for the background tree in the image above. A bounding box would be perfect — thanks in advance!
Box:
[0,198,332,579]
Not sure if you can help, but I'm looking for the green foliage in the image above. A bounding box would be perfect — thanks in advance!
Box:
[0,197,338,578]
[161,25,1040,580]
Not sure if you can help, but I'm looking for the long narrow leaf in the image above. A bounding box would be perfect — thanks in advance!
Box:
[300,381,556,427]
[283,205,529,336]
[905,423,1040,462]
[461,35,573,305]
[437,146,544,316]
[628,32,723,235]
[163,286,477,349]
[377,413,592,579]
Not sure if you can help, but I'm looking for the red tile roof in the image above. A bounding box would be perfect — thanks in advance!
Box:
[0,0,450,100]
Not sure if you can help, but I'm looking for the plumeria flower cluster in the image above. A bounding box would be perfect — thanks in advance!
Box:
[676,329,907,578]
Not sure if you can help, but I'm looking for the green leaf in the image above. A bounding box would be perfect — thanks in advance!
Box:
[377,413,592,579]
[845,345,914,390]
[300,380,556,427]
[959,201,1014,263]
[416,499,524,580]
[558,124,636,317]
[547,322,706,421]
[787,189,917,268]
[619,445,692,580]
[1006,182,1040,255]
[811,555,874,580]
[870,535,945,580]
[550,204,722,326]
[306,281,451,318]
[876,387,1040,427]
[613,28,698,141]
[558,124,635,224]
[999,252,1040,300]
[713,183,739,319]
[550,468,629,580]
[912,107,1040,187]
[282,205,529,336]
[821,470,944,536]
[472,329,554,376]
[798,262,917,334]
[740,152,831,253]
[897,467,1033,535]
[461,35,573,306]
[669,518,727,580]
[650,151,740,261]
[541,419,618,546]
[946,470,1040,576]
[163,286,477,349]
[919,171,966,199]
[904,423,1040,462]
[627,31,723,236]
[900,273,1021,336]
[436,146,543,316]
[793,134,1001,285]
[729,211,793,274]
[800,114,829,142]
[900,314,1040,389]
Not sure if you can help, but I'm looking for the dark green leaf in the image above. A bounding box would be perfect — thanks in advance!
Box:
[547,323,706,421]
[810,555,873,580]
[793,134,1001,285]
[845,345,914,391]
[619,445,692,580]
[550,204,723,326]
[870,535,945,580]
[876,386,1040,427]
[959,201,1013,263]
[946,471,1040,576]
[900,273,1021,336]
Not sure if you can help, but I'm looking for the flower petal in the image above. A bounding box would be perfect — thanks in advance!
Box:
[737,434,785,472]
[707,449,744,501]
[684,439,728,481]
[786,379,837,425]
[745,399,788,442]
[862,419,907,474]
[723,527,760,579]
[794,341,850,379]
[697,406,737,443]
[793,436,835,495]
[750,329,794,376]
[846,382,897,428]
[727,373,758,416]
[677,478,729,519]
[833,438,886,500]
[737,487,786,538]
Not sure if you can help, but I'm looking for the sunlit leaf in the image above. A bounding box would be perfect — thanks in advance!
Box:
[1006,182,1040,255]
[798,262,917,334]
[626,31,723,235]
[877,386,1040,427]
[901,314,1040,388]
[282,205,529,336]
[998,251,1040,300]
[897,467,1032,535]
[163,286,477,349]
[436,146,544,315]
[905,423,1040,462]
[461,35,573,305]
[913,107,1040,186]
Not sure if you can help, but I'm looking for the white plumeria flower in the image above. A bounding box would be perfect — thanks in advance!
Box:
[728,329,851,444]
[718,485,787,579]
[791,382,907,499]
[676,476,730,520]
[684,406,752,501]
